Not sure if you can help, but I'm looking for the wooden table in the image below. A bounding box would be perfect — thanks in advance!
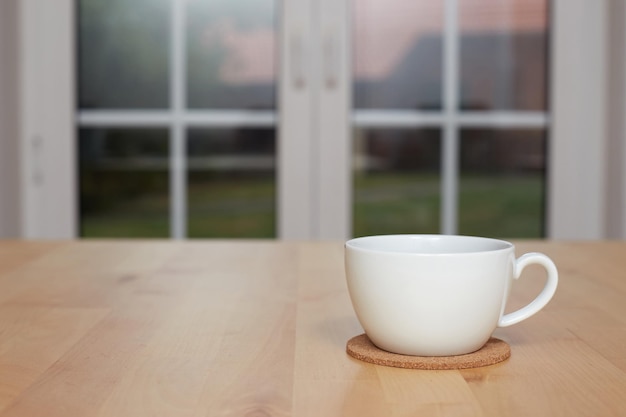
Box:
[0,240,625,416]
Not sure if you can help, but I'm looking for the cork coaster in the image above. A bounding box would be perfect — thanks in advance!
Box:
[346,334,510,370]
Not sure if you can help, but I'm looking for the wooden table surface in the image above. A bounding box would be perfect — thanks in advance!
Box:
[0,240,625,416]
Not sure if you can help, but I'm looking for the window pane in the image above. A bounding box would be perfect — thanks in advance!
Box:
[79,129,170,237]
[187,129,276,238]
[459,0,548,111]
[78,0,170,109]
[353,129,441,236]
[458,129,546,238]
[187,0,276,109]
[353,0,444,110]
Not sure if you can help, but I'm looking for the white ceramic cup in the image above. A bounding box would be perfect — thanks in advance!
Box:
[345,234,558,356]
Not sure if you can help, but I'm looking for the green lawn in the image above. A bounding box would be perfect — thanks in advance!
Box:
[353,172,543,238]
[81,173,544,239]
[458,175,544,238]
[353,173,441,236]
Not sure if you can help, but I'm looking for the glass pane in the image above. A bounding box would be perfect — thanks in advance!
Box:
[353,0,444,110]
[353,129,441,236]
[459,0,548,111]
[79,129,169,237]
[187,129,276,238]
[78,0,170,109]
[187,0,276,109]
[459,129,546,238]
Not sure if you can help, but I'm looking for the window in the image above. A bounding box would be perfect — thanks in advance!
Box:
[352,0,548,238]
[77,0,277,238]
[16,0,615,240]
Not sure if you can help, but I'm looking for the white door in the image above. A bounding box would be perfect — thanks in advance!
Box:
[76,0,281,239]
[75,0,350,240]
[17,0,615,240]
[286,0,553,240]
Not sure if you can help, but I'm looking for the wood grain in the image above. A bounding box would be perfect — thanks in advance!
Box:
[0,240,624,416]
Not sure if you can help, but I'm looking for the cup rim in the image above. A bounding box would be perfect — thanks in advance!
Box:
[345,234,514,255]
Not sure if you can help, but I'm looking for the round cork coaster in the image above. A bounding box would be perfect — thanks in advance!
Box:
[346,334,510,370]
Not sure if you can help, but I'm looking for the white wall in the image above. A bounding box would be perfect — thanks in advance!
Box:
[0,0,76,239]
[545,0,626,240]
[19,0,76,238]
[549,0,608,239]
[0,0,21,238]
[606,0,626,238]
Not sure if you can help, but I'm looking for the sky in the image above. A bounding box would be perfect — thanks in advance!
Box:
[211,0,547,84]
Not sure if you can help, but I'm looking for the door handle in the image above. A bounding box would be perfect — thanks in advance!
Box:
[31,135,44,186]
[323,27,339,90]
[290,29,307,90]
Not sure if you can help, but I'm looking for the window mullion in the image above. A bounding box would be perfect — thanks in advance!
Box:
[442,0,459,235]
[170,0,187,239]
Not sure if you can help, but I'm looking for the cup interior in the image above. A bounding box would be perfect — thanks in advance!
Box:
[346,234,512,255]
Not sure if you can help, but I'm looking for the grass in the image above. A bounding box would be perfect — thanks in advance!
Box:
[186,175,276,238]
[353,172,441,236]
[81,172,544,239]
[458,175,544,238]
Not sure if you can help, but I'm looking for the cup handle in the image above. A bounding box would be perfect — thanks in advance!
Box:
[498,253,558,327]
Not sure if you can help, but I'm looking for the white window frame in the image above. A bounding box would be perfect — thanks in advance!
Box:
[13,0,623,240]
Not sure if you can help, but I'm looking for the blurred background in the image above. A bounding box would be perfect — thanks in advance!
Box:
[1,0,625,240]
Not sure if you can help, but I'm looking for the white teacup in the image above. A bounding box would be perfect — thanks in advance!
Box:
[345,234,558,356]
